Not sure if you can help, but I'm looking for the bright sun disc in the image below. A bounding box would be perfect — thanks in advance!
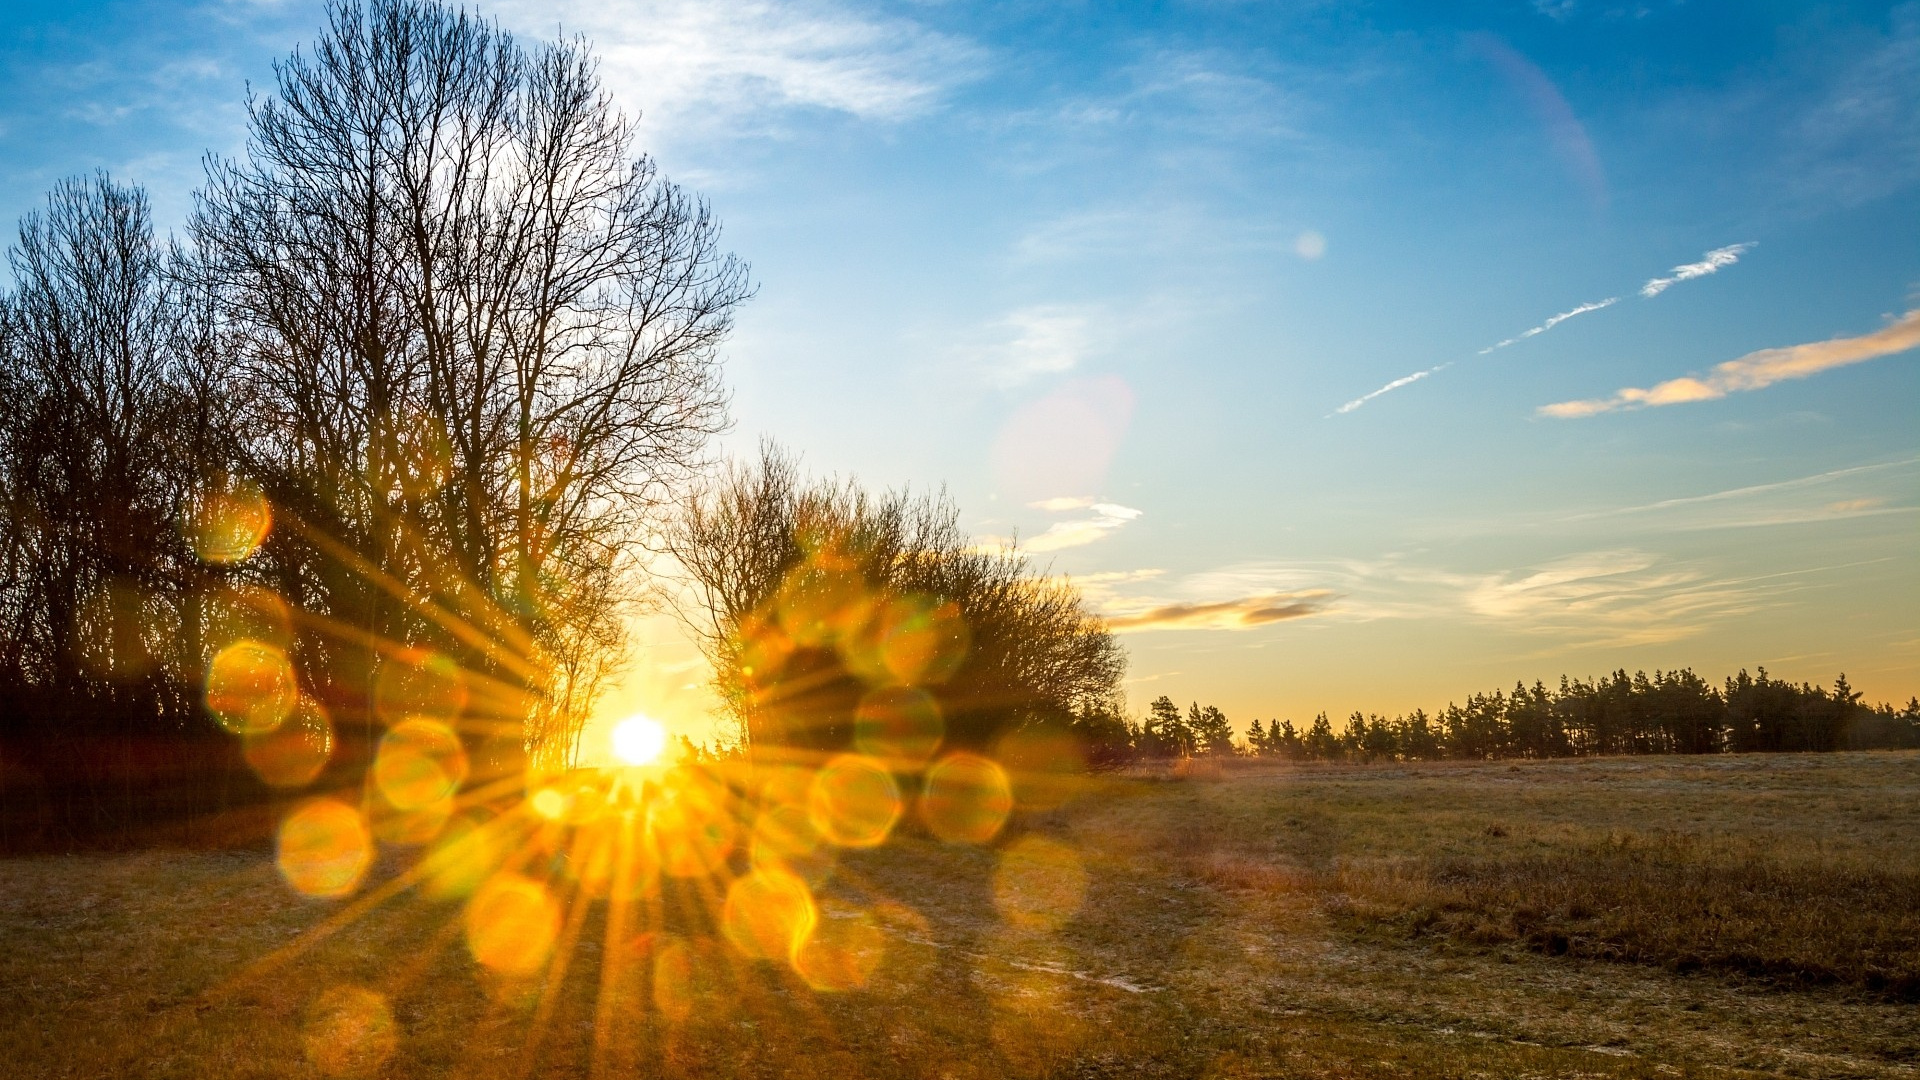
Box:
[611,715,668,766]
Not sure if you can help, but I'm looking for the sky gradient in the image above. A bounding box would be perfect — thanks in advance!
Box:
[3,0,1916,750]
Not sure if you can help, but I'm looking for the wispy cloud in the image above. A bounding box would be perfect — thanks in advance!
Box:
[1331,241,1767,416]
[1639,242,1755,298]
[1331,363,1450,415]
[1025,502,1142,553]
[1106,591,1335,632]
[976,305,1101,388]
[1479,297,1618,354]
[490,0,978,139]
[1029,496,1096,512]
[1563,456,1920,523]
[1176,550,1812,650]
[1541,308,1920,417]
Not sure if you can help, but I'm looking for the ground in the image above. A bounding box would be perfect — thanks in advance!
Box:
[2,751,1916,1079]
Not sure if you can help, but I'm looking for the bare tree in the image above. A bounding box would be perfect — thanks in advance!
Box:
[0,174,201,712]
[670,443,1126,758]
[188,0,749,766]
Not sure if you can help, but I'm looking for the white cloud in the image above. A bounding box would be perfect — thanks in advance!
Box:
[1029,496,1096,511]
[1024,502,1142,553]
[1331,363,1450,416]
[1479,296,1617,354]
[488,0,980,139]
[1639,242,1755,298]
[1541,308,1920,417]
[976,304,1102,388]
[1293,230,1326,260]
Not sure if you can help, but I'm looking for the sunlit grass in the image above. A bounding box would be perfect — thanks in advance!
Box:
[4,752,1917,1079]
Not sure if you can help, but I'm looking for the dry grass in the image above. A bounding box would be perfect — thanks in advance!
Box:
[1332,831,1920,996]
[2,752,1917,1078]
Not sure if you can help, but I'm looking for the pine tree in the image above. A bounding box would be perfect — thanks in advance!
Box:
[1193,704,1235,756]
[1143,695,1188,758]
[1305,712,1338,760]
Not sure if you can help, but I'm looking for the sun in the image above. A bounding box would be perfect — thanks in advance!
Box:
[610,714,669,766]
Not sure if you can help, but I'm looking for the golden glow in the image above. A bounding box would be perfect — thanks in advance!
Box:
[372,649,467,727]
[373,718,468,811]
[649,935,701,1022]
[992,836,1087,932]
[920,752,1014,845]
[205,639,298,736]
[301,985,396,1078]
[652,765,737,878]
[773,557,871,648]
[847,594,969,686]
[529,785,570,821]
[721,866,817,962]
[465,872,560,976]
[421,814,502,901]
[792,906,886,991]
[188,479,272,564]
[852,686,945,767]
[807,754,903,849]
[242,697,334,788]
[750,802,835,885]
[276,798,373,899]
[372,796,453,846]
[610,714,669,766]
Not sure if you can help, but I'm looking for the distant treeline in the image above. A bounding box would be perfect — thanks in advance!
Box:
[1099,669,1920,764]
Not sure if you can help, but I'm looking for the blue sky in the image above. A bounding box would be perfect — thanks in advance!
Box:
[4,0,1916,740]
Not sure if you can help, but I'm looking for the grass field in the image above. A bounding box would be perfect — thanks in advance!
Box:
[3,751,1917,1079]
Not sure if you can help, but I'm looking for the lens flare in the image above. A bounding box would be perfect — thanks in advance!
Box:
[567,815,659,901]
[195,585,294,665]
[920,752,1014,844]
[277,798,373,899]
[750,802,835,886]
[808,754,903,849]
[372,649,467,727]
[421,814,502,901]
[301,985,397,1078]
[372,795,453,846]
[611,714,669,766]
[465,872,560,976]
[651,934,726,1023]
[992,836,1087,932]
[373,718,468,810]
[530,785,570,821]
[792,906,886,992]
[189,479,272,564]
[243,697,334,788]
[734,615,796,690]
[652,765,736,878]
[849,594,969,687]
[994,725,1086,812]
[774,559,870,647]
[205,639,298,735]
[852,686,945,767]
[722,866,817,962]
